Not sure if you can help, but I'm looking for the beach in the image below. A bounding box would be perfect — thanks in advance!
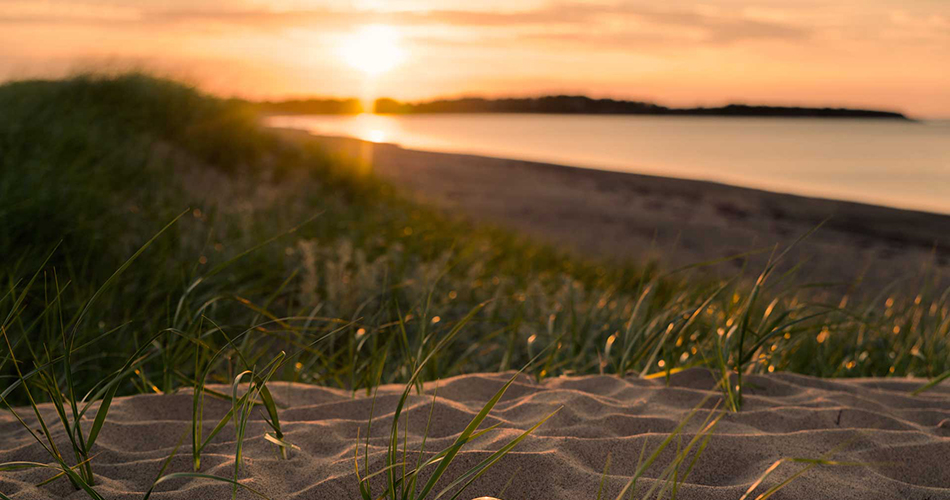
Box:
[282,131,950,291]
[3,1,949,494]
[3,76,949,500]
[3,370,949,499]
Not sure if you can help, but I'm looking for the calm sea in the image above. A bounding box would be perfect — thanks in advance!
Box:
[266,114,950,215]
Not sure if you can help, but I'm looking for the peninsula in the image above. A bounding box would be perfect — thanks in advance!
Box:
[373,95,910,119]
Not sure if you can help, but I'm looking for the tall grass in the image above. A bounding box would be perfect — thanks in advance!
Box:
[604,396,724,500]
[0,225,269,499]
[355,303,558,500]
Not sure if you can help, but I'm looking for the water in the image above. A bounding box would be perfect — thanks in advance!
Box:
[266,114,950,215]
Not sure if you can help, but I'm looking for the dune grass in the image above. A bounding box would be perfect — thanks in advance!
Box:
[0,73,948,498]
[609,397,724,500]
[354,305,559,500]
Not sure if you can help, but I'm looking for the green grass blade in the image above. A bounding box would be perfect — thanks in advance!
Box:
[415,368,521,499]
[144,473,271,500]
[67,211,187,345]
[596,453,612,500]
[912,370,950,395]
[439,407,560,500]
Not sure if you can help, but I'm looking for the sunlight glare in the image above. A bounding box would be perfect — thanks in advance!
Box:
[339,25,406,76]
[352,113,395,143]
[367,129,386,143]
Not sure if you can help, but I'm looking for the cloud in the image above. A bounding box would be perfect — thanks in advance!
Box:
[7,0,947,51]
[0,1,141,24]
[626,8,810,43]
[0,0,810,46]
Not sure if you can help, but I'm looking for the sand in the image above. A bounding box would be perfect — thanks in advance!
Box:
[2,369,950,499]
[279,132,950,292]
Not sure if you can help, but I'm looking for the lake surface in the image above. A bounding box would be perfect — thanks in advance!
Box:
[266,114,950,215]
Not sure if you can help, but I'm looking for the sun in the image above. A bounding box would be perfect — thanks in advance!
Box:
[339,25,406,76]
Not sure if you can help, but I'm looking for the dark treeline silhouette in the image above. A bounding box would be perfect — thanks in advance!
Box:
[249,94,908,119]
[252,98,363,114]
[373,95,908,119]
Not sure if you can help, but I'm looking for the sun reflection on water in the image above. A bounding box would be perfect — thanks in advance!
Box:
[366,129,386,143]
[352,113,394,143]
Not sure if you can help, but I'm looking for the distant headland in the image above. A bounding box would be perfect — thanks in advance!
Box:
[252,97,364,115]
[253,95,909,119]
[375,96,910,119]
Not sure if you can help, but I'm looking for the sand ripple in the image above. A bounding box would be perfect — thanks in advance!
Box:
[2,369,949,499]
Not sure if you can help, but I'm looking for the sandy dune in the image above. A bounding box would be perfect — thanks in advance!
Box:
[279,132,950,292]
[3,369,949,499]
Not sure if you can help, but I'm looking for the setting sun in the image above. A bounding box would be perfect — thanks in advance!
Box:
[339,25,406,76]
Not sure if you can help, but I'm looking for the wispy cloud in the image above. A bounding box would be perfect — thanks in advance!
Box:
[2,1,941,49]
[0,1,141,23]
[0,1,810,45]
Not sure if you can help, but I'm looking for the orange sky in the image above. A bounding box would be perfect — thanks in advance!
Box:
[1,0,948,117]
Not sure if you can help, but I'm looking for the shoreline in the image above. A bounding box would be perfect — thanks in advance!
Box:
[278,129,950,291]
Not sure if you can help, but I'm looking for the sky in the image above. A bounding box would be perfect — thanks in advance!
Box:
[1,0,948,117]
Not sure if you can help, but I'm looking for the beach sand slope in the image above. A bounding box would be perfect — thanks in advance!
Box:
[286,133,950,291]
